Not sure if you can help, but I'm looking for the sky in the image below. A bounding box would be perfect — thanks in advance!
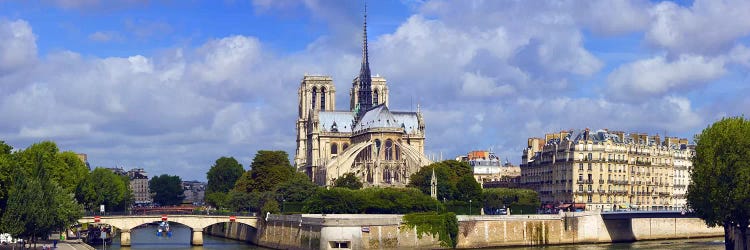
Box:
[1,0,749,181]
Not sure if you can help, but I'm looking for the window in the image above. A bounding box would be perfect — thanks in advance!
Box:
[395,144,400,160]
[320,87,326,110]
[385,140,393,160]
[343,143,349,151]
[578,174,583,181]
[374,140,381,158]
[587,195,592,203]
[578,185,583,191]
[373,89,379,105]
[331,143,338,155]
[579,163,583,171]
[311,87,317,109]
[587,163,592,171]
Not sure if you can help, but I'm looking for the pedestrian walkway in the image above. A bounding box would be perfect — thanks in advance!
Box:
[0,240,94,250]
[57,240,95,250]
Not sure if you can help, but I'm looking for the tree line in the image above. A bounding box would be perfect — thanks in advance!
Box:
[205,151,539,215]
[0,141,132,246]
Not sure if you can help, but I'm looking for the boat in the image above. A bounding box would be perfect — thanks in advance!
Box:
[84,225,113,245]
[157,221,172,237]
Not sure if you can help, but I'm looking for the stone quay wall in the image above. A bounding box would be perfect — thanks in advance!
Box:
[206,212,723,249]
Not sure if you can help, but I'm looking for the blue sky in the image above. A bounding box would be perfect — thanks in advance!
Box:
[1,0,748,181]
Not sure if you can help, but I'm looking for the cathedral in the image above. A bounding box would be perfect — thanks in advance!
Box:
[294,8,432,187]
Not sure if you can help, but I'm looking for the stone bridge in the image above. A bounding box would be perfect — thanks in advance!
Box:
[78,215,259,246]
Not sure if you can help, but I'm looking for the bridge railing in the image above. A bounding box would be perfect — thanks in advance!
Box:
[83,210,259,217]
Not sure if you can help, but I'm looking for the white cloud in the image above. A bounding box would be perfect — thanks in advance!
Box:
[646,0,750,55]
[0,19,37,73]
[607,55,726,101]
[576,0,651,35]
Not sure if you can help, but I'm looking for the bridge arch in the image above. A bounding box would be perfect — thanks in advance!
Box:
[79,215,259,246]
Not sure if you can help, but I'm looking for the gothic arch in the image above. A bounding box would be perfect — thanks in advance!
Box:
[331,143,338,155]
[311,86,317,110]
[320,87,327,110]
[373,89,379,105]
[385,139,393,160]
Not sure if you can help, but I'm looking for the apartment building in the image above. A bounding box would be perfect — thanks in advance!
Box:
[521,129,693,211]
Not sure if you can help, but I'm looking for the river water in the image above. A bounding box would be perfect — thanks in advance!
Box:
[495,237,725,250]
[93,224,270,250]
[94,224,724,250]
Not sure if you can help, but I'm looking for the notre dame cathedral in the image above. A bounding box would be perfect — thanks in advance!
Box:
[294,8,431,187]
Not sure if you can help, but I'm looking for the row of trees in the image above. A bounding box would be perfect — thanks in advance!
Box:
[0,141,134,245]
[205,151,318,214]
[204,151,538,215]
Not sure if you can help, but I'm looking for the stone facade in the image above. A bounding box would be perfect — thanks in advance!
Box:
[521,129,694,211]
[294,11,431,187]
[456,150,521,185]
[126,168,152,205]
[207,213,722,250]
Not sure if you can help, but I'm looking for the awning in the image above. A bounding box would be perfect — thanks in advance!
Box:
[573,204,586,209]
[618,204,628,209]
[544,204,554,209]
[558,204,571,209]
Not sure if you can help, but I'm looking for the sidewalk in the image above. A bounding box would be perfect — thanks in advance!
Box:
[58,240,95,250]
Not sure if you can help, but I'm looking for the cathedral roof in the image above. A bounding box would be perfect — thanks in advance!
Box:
[319,111,355,133]
[392,111,421,134]
[354,104,420,133]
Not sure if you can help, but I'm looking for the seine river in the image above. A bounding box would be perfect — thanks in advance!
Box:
[94,224,724,250]
[495,237,725,250]
[93,224,270,250]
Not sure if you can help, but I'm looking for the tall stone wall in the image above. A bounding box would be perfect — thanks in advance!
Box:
[207,213,723,250]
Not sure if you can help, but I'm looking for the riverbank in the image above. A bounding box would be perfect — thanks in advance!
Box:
[206,212,723,249]
[0,239,94,250]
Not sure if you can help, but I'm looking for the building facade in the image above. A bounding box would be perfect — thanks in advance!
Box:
[126,168,152,205]
[456,150,521,186]
[521,129,693,211]
[294,10,431,187]
[182,180,206,205]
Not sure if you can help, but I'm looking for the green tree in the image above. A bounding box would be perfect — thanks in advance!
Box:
[0,141,13,214]
[205,192,229,209]
[275,172,320,202]
[76,168,132,212]
[303,187,442,214]
[234,151,295,193]
[333,172,363,190]
[206,156,244,194]
[408,160,474,201]
[687,117,750,250]
[455,175,482,202]
[226,191,263,213]
[150,174,185,206]
[11,142,89,196]
[482,188,540,215]
[0,156,82,247]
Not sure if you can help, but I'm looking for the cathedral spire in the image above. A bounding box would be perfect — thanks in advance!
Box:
[357,0,373,117]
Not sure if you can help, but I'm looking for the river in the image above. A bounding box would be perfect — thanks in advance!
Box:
[93,224,270,250]
[495,237,725,249]
[93,224,724,250]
